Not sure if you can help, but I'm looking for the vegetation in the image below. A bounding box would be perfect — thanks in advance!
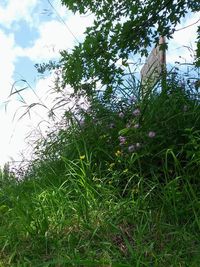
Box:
[60,0,200,96]
[1,0,200,266]
[1,71,200,266]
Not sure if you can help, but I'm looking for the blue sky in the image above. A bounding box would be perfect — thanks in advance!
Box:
[0,0,199,167]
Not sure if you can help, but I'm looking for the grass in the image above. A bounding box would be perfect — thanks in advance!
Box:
[0,77,200,266]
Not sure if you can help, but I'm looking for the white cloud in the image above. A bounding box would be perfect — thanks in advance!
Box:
[50,0,69,18]
[0,30,16,101]
[167,13,200,65]
[0,74,55,166]
[20,20,74,60]
[18,12,94,61]
[0,0,38,27]
[0,0,94,167]
[0,67,90,167]
[0,29,28,101]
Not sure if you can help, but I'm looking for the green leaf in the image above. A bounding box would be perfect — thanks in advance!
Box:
[118,128,130,136]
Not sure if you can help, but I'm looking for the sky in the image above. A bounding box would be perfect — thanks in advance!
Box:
[0,0,199,167]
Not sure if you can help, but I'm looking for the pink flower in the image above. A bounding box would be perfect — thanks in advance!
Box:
[133,108,141,116]
[119,136,126,145]
[148,131,156,138]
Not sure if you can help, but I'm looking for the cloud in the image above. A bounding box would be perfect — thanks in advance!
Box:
[167,13,200,65]
[18,11,94,61]
[0,0,94,166]
[0,0,38,28]
[0,74,56,166]
[0,30,17,101]
[0,29,30,101]
[19,20,74,61]
[1,67,90,167]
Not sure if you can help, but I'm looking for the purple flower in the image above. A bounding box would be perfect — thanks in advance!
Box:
[148,131,156,138]
[119,136,126,145]
[119,112,124,118]
[128,145,135,152]
[132,108,141,116]
[130,96,136,103]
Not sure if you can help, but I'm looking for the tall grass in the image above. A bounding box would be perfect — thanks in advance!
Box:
[0,74,200,266]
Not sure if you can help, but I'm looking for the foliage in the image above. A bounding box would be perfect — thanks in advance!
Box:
[60,0,200,96]
[1,76,200,265]
[31,72,200,188]
[1,1,200,264]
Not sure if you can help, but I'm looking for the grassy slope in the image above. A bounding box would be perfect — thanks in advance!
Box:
[0,85,200,267]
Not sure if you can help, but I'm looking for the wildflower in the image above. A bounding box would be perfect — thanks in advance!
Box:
[119,112,124,118]
[115,150,122,157]
[119,136,126,145]
[134,123,139,129]
[148,131,156,138]
[130,96,136,103]
[128,145,135,153]
[80,155,85,160]
[132,108,141,116]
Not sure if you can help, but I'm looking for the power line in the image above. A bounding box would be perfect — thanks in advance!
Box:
[47,0,80,44]
[175,18,200,32]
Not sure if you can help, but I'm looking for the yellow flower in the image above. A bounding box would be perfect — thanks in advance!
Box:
[115,150,122,157]
[80,155,85,160]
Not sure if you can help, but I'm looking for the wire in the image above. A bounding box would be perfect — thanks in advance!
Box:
[175,18,200,32]
[47,0,80,44]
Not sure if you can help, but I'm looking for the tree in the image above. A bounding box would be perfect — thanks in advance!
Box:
[60,0,199,96]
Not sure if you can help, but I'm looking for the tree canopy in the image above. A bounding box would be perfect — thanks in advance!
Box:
[60,0,200,95]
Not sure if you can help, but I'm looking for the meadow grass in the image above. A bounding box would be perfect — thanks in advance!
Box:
[0,78,200,266]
